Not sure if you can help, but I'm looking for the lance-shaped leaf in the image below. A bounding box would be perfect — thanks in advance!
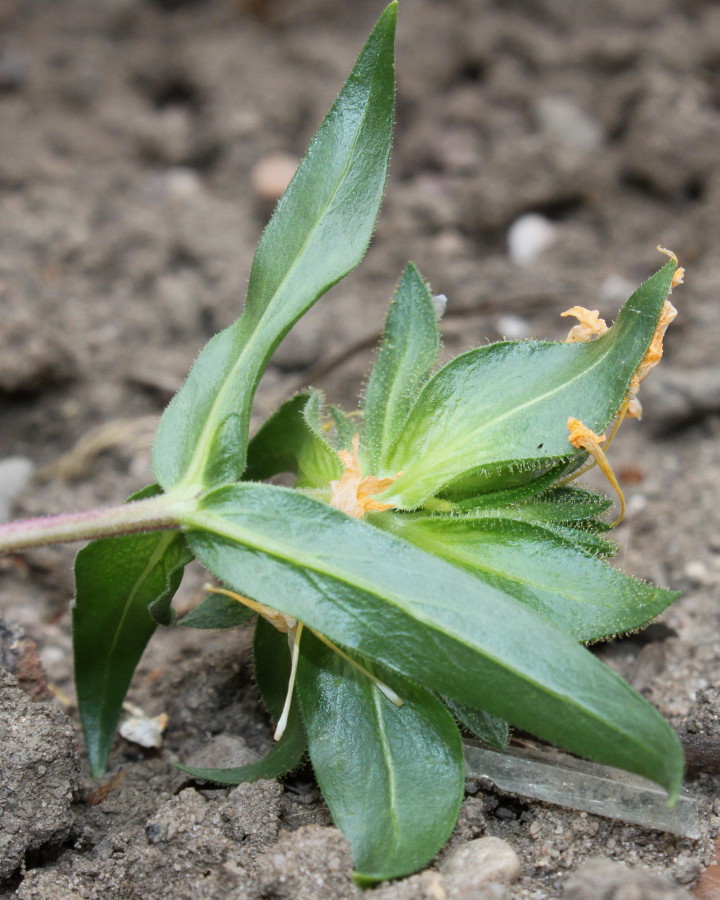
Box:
[540,523,617,558]
[380,260,677,508]
[378,512,678,642]
[297,631,463,884]
[184,483,683,797]
[330,406,357,452]
[74,486,190,777]
[443,697,509,750]
[361,263,440,471]
[451,484,617,556]
[244,391,341,488]
[152,3,397,492]
[178,617,305,784]
[461,484,612,522]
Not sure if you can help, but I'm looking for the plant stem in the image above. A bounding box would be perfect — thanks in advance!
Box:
[0,493,191,554]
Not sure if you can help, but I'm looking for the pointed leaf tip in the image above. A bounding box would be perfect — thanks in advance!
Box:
[152,2,397,491]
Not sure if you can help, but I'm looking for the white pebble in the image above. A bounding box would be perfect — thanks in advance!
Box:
[535,95,604,153]
[119,712,169,749]
[441,836,521,886]
[599,274,637,305]
[0,457,35,523]
[624,493,648,519]
[164,167,202,200]
[496,314,531,339]
[684,560,708,584]
[507,213,557,267]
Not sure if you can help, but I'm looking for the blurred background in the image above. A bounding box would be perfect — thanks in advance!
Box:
[1,0,719,472]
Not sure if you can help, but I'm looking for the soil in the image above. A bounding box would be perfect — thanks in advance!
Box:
[1,0,720,897]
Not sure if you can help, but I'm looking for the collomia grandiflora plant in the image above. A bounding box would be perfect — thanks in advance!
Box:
[0,4,687,883]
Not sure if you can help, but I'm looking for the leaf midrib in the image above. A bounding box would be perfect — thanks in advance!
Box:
[186,500,667,770]
[407,522,637,614]
[100,532,177,717]
[375,318,435,465]
[178,55,385,491]
[387,322,647,487]
[370,684,401,865]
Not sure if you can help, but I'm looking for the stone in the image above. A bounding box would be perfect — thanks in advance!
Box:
[251,152,299,202]
[562,858,693,899]
[0,456,34,522]
[441,837,521,890]
[0,669,79,879]
[507,213,557,267]
[535,95,604,153]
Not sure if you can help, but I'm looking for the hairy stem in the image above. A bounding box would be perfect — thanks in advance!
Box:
[0,492,191,554]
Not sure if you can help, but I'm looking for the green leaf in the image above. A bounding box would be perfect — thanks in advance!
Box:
[244,391,341,488]
[183,482,683,798]
[379,512,678,642]
[152,3,397,492]
[361,263,440,471]
[463,485,612,522]
[330,406,357,452]
[380,261,678,507]
[178,593,255,629]
[177,617,305,784]
[449,483,617,556]
[448,462,578,513]
[444,697,509,750]
[73,486,190,777]
[539,523,617,558]
[297,631,463,884]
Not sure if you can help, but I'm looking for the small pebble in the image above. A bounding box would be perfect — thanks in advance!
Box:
[535,95,604,153]
[0,457,34,523]
[119,712,169,749]
[164,167,202,200]
[599,274,637,305]
[507,214,557,267]
[624,493,648,519]
[673,855,702,885]
[684,560,708,585]
[496,314,531,339]
[441,836,521,886]
[251,152,299,202]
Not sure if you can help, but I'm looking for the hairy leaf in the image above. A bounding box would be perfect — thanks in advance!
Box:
[152,3,397,491]
[444,697,509,750]
[331,406,357,452]
[362,263,440,471]
[381,261,678,507]
[244,391,341,488]
[178,617,305,784]
[380,512,677,642]
[184,482,683,797]
[462,485,612,522]
[74,486,190,777]
[297,631,463,884]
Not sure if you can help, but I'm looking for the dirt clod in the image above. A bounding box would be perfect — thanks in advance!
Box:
[0,669,79,880]
[562,858,693,899]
